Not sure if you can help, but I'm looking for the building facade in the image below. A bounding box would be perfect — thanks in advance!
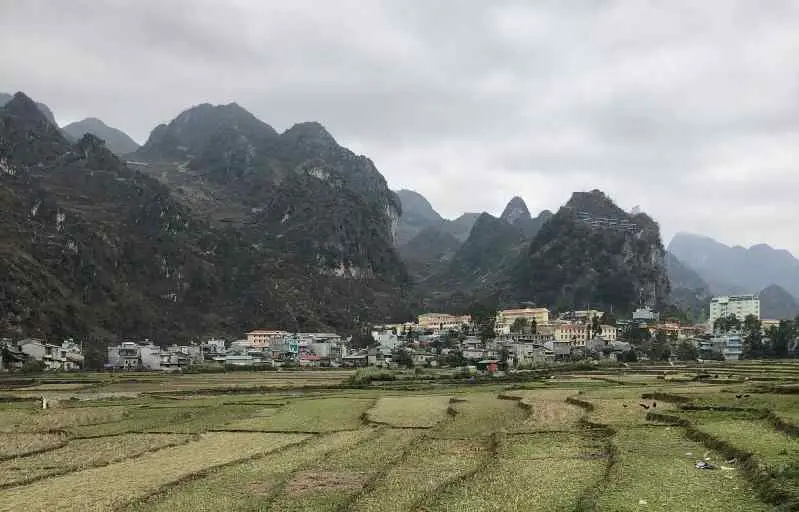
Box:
[246,330,289,345]
[495,308,550,335]
[709,295,760,326]
[417,313,471,330]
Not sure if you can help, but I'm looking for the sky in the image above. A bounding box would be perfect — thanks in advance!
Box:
[2,1,799,254]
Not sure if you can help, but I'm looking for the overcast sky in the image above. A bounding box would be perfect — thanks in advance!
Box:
[2,1,799,254]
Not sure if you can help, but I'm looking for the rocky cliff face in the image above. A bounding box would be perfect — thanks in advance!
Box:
[0,93,413,343]
[0,93,221,342]
[0,92,57,125]
[134,103,404,282]
[515,190,670,313]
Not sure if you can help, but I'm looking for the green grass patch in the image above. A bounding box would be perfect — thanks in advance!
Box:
[431,393,528,439]
[425,433,604,511]
[597,427,768,511]
[224,398,374,432]
[349,438,486,511]
[365,396,452,428]
[268,428,420,511]
[0,433,308,512]
[0,433,193,487]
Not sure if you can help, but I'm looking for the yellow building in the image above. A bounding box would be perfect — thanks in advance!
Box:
[496,308,550,334]
[417,313,471,330]
[551,321,617,344]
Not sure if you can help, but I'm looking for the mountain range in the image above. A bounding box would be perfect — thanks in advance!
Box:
[0,92,412,346]
[394,190,480,245]
[668,233,799,298]
[396,188,669,314]
[4,89,798,342]
[667,233,799,320]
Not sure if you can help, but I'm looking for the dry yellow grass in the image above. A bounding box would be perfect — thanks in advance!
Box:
[365,396,452,428]
[0,407,128,433]
[585,398,676,426]
[0,432,69,458]
[0,433,192,487]
[501,389,583,431]
[124,430,372,511]
[0,432,308,512]
[425,433,605,511]
[350,438,486,511]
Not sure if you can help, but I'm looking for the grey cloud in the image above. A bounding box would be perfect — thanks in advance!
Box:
[2,0,799,254]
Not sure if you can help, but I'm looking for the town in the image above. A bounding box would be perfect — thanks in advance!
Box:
[2,294,796,373]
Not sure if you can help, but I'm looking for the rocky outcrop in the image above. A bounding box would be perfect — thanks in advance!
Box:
[515,190,670,313]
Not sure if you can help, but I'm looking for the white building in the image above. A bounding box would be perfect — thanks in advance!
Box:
[18,339,84,371]
[709,295,760,326]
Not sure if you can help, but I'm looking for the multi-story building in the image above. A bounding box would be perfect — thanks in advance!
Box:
[550,321,617,344]
[18,339,83,371]
[246,330,289,345]
[495,308,550,335]
[632,307,659,323]
[698,334,743,360]
[417,313,471,330]
[709,295,760,326]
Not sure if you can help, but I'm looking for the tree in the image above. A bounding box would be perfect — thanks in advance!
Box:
[741,314,764,359]
[714,314,741,334]
[591,315,601,338]
[766,320,794,358]
[510,317,528,334]
[498,347,510,366]
[529,318,537,335]
[646,332,672,361]
[469,302,497,342]
[392,348,414,368]
[622,324,650,345]
[675,341,698,361]
[443,349,466,368]
[350,328,377,349]
[599,312,616,327]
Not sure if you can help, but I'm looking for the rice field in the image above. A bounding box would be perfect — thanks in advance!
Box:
[0,362,798,510]
[364,395,452,428]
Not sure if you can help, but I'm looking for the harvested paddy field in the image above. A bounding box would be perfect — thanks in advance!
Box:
[1,361,798,510]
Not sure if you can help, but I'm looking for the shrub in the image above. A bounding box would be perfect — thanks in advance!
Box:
[348,367,396,386]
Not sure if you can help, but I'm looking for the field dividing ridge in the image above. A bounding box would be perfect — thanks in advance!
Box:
[0,432,309,512]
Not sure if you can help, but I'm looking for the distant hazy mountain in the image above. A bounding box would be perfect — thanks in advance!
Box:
[759,284,799,320]
[62,117,140,155]
[444,212,481,242]
[398,227,461,281]
[665,251,711,321]
[394,189,481,245]
[434,212,528,293]
[394,189,446,245]
[668,233,799,298]
[0,92,56,125]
